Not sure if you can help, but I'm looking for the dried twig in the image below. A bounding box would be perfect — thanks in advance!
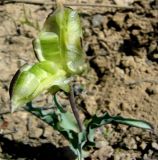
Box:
[1,0,134,9]
[1,0,45,5]
[126,79,158,85]
[0,111,10,116]
[0,130,17,135]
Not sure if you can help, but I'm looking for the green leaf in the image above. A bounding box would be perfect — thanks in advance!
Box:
[25,95,88,159]
[26,100,153,160]
[53,94,79,133]
[113,117,153,130]
[87,113,153,130]
[85,113,153,145]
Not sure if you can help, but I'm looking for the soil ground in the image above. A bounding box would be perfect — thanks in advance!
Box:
[0,0,158,159]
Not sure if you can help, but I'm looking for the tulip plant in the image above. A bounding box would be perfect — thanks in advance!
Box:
[9,2,153,160]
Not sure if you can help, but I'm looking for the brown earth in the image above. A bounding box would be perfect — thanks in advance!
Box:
[0,0,158,159]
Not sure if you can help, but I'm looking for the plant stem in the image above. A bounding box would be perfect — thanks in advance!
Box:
[68,84,83,132]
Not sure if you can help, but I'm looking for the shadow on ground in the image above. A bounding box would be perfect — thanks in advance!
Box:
[0,136,76,160]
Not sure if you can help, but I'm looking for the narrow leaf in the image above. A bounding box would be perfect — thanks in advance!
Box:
[86,113,153,145]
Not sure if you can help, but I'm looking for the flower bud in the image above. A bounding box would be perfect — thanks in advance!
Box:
[10,5,87,112]
[10,61,69,112]
[33,6,87,75]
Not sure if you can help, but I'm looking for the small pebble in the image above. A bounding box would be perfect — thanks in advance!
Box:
[152,142,158,150]
[92,14,104,27]
[140,141,147,150]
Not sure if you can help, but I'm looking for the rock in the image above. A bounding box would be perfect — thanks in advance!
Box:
[95,140,109,148]
[92,14,104,27]
[140,141,147,150]
[12,126,26,140]
[143,154,148,159]
[84,28,92,37]
[114,0,134,6]
[92,56,107,68]
[115,67,125,78]
[148,149,154,156]
[149,41,157,53]
[43,127,53,138]
[113,13,126,28]
[3,135,13,143]
[135,136,141,142]
[123,136,137,149]
[98,31,105,41]
[29,127,43,139]
[152,142,158,150]
[134,47,147,58]
[82,18,91,28]
[93,146,114,160]
[120,56,136,69]
[153,54,158,59]
[84,96,98,115]
[28,117,43,139]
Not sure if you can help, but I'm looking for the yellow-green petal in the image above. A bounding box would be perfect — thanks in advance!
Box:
[10,61,69,112]
[33,6,86,75]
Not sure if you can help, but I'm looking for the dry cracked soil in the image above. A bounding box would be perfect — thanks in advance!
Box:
[0,0,158,159]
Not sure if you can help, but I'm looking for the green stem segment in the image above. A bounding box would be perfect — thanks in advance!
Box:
[68,84,83,132]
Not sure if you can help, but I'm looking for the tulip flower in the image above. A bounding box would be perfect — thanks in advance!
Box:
[10,5,86,112]
[10,61,69,112]
[33,5,86,75]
